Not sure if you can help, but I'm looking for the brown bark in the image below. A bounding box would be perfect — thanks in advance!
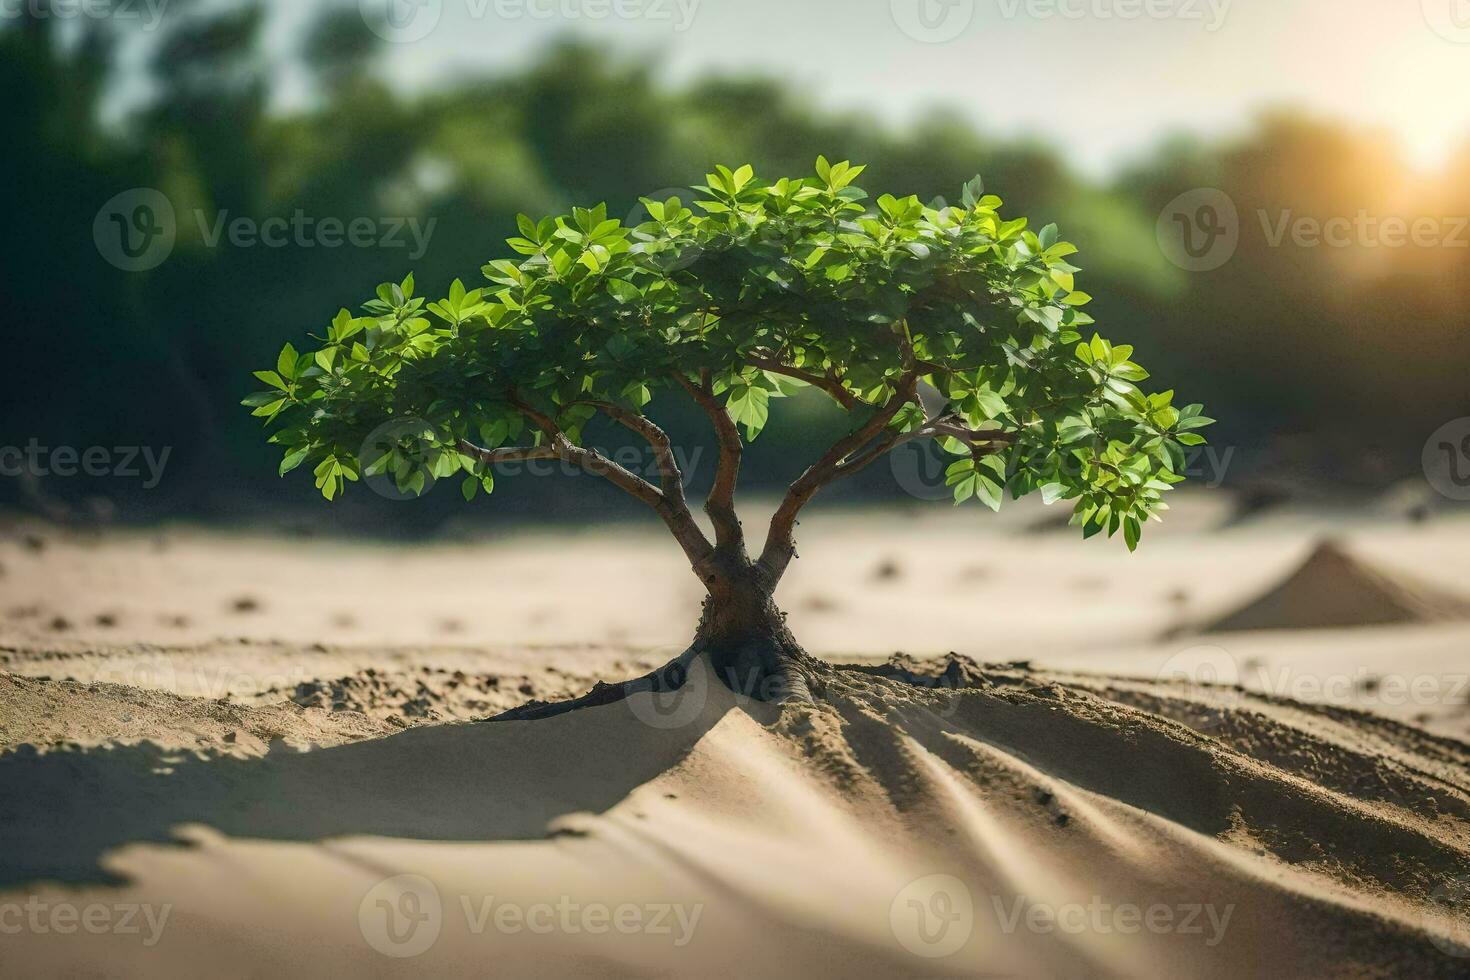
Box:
[691,552,818,704]
[479,357,993,720]
[672,371,745,555]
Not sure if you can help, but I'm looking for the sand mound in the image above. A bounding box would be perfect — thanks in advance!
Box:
[0,672,396,757]
[2,656,1468,976]
[279,667,515,724]
[1202,539,1470,633]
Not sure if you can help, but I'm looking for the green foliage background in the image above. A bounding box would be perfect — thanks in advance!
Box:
[2,3,1464,528]
[247,160,1208,550]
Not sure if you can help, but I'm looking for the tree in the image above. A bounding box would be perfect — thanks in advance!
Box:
[246,158,1212,711]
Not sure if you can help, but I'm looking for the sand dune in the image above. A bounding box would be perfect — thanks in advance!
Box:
[6,513,1470,975]
[2,654,1468,976]
[1200,539,1470,633]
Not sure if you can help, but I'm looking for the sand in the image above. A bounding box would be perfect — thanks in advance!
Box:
[3,495,1470,976]
[1200,538,1470,633]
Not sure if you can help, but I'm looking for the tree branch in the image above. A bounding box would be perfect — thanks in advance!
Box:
[830,415,1015,480]
[509,394,715,574]
[673,371,746,555]
[575,399,689,512]
[758,367,921,583]
[456,441,559,465]
[746,352,863,411]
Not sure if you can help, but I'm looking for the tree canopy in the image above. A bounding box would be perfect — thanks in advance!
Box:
[246,158,1211,564]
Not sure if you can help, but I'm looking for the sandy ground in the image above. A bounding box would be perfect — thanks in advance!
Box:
[3,492,1470,976]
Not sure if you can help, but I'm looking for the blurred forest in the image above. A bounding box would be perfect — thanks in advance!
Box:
[3,0,1467,531]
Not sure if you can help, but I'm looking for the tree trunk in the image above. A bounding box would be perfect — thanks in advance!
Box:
[492,554,820,722]
[693,558,818,704]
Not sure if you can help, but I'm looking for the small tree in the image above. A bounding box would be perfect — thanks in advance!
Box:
[246,159,1211,709]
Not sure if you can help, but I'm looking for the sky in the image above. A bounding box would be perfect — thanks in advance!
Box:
[289,0,1470,177]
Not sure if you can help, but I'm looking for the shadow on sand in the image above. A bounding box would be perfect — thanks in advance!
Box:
[0,693,729,888]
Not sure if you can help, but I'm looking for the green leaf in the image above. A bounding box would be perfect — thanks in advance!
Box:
[239,157,1209,557]
[726,385,770,440]
[253,370,287,391]
[277,343,299,380]
[1124,515,1142,552]
[279,446,310,476]
[606,278,641,304]
[961,174,985,209]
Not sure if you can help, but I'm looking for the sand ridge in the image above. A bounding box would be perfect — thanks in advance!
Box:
[5,511,1470,975]
[2,654,1468,976]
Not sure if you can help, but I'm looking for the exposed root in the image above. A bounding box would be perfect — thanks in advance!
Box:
[838,651,993,692]
[492,647,702,721]
[708,638,819,706]
[490,648,996,722]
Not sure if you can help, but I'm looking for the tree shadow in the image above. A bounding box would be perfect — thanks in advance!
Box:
[0,693,728,888]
